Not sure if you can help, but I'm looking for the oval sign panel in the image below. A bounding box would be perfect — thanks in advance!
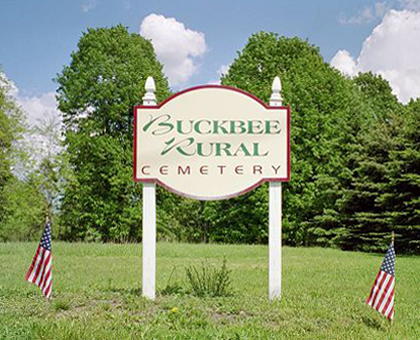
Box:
[134,85,290,200]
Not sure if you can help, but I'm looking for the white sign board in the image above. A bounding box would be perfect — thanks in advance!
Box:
[134,85,290,200]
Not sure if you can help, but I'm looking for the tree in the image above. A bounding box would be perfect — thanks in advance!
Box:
[0,78,13,215]
[56,25,170,241]
[337,73,404,252]
[0,71,24,227]
[379,98,420,253]
[217,32,369,246]
[0,70,62,241]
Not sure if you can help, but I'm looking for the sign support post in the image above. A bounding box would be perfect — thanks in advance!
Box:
[269,76,283,300]
[142,76,157,300]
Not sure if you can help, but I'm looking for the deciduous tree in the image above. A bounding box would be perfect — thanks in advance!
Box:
[56,25,170,241]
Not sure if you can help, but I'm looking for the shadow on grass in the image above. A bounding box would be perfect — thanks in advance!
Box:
[104,287,142,296]
[361,316,384,330]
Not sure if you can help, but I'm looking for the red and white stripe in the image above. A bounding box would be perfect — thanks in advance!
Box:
[366,270,395,320]
[25,245,52,299]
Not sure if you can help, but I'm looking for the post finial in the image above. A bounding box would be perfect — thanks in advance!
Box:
[272,76,281,92]
[270,76,283,107]
[145,76,156,92]
[391,231,395,246]
[143,76,156,106]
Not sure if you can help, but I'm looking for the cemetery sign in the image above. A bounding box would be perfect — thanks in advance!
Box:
[134,85,290,200]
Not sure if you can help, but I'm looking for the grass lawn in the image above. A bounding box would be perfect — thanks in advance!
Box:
[0,242,419,339]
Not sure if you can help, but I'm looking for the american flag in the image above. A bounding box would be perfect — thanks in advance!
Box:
[366,243,395,320]
[25,219,53,299]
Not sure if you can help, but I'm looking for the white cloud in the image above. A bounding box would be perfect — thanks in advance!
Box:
[17,91,60,127]
[217,64,230,78]
[17,91,62,160]
[140,14,207,86]
[331,10,420,103]
[330,50,357,77]
[339,2,390,25]
[1,73,63,167]
[1,73,61,127]
[82,0,98,13]
[205,64,231,85]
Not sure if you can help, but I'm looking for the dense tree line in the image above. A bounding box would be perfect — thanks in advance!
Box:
[1,28,419,253]
[0,72,49,241]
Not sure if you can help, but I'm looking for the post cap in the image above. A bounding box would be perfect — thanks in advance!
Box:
[145,76,156,92]
[270,76,283,106]
[272,76,281,92]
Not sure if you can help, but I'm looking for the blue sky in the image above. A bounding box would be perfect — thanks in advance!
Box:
[0,0,390,95]
[1,0,419,123]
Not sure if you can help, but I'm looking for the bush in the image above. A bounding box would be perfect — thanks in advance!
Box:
[185,258,232,297]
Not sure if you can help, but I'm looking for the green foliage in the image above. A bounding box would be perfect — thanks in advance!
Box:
[3,27,414,253]
[337,73,408,252]
[354,72,401,121]
[0,71,24,225]
[220,32,368,246]
[380,99,420,253]
[185,258,232,297]
[0,175,47,241]
[205,185,269,244]
[0,91,65,241]
[0,70,47,241]
[56,25,170,241]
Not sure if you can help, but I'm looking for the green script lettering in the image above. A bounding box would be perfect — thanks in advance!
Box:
[161,137,196,156]
[143,114,173,135]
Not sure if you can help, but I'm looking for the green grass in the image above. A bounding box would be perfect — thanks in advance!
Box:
[0,242,419,339]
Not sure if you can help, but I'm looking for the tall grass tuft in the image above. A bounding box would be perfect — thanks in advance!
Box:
[185,258,232,297]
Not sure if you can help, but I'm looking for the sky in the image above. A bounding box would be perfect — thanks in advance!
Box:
[1,0,420,127]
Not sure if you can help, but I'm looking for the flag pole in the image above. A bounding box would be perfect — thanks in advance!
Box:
[390,230,395,326]
[46,205,50,224]
[46,204,51,312]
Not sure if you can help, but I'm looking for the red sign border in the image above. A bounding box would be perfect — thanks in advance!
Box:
[133,84,290,201]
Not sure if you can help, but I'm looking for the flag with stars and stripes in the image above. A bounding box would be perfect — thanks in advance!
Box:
[25,219,53,299]
[366,243,395,320]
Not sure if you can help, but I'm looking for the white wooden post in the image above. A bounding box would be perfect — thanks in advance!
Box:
[269,76,283,300]
[142,76,157,299]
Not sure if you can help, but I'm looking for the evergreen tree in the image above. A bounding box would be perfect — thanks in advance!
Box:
[381,99,420,253]
[338,73,403,252]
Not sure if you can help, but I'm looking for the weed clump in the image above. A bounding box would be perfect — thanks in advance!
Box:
[185,258,232,297]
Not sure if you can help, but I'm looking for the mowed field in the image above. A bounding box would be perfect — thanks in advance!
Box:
[0,242,419,339]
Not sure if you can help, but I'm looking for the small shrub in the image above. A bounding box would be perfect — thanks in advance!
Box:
[185,258,232,297]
